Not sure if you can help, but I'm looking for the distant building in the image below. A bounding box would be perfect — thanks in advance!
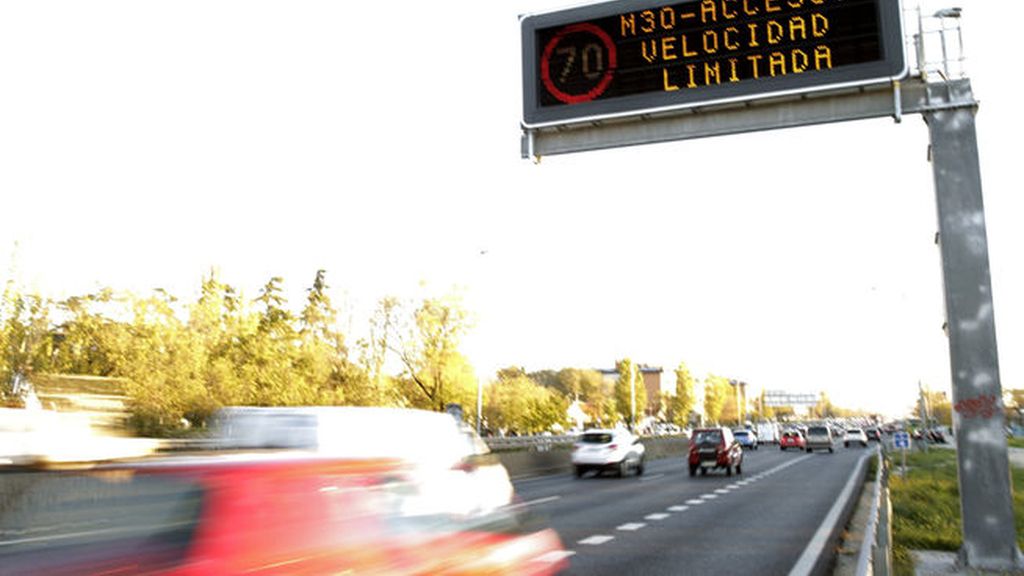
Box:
[597,365,664,415]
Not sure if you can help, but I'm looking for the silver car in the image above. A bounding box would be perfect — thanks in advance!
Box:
[805,425,834,453]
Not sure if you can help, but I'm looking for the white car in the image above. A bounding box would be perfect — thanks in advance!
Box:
[844,428,869,448]
[571,428,645,478]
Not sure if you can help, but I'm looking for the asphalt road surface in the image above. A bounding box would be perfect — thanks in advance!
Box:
[512,444,871,576]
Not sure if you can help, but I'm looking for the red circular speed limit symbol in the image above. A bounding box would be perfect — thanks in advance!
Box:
[540,23,617,105]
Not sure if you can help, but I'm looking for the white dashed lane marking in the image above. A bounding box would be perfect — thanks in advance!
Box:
[686,499,704,505]
[668,505,690,512]
[617,523,646,531]
[533,550,576,563]
[645,513,670,521]
[701,493,718,500]
[579,535,615,545]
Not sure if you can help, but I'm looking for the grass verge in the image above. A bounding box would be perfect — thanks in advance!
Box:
[888,448,1024,575]
[1008,437,1024,449]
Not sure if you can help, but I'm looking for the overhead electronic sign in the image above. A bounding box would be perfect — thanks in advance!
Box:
[521,0,906,127]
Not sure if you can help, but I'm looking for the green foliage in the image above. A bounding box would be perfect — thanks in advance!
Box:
[1,281,56,403]
[387,294,475,414]
[889,447,1024,574]
[484,368,567,434]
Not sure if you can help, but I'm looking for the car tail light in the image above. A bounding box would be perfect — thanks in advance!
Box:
[607,444,618,451]
[452,459,478,473]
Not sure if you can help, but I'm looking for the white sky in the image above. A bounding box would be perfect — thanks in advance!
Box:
[1,0,1018,418]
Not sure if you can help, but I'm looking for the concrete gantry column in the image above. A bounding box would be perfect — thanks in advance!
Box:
[924,79,1023,571]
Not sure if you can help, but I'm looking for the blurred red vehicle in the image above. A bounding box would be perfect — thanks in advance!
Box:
[779,430,806,451]
[0,453,569,575]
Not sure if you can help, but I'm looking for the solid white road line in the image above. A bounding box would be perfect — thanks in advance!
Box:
[787,451,872,576]
[579,535,615,545]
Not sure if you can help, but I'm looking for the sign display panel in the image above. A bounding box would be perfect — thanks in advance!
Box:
[522,0,906,127]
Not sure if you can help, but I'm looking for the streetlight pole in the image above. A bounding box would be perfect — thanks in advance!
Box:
[629,360,636,431]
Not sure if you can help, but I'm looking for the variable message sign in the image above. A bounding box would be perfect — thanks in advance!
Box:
[522,0,906,127]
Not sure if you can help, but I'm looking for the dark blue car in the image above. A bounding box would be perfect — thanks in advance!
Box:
[733,429,758,451]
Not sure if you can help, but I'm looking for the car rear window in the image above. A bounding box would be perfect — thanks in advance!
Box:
[847,429,863,434]
[734,431,749,438]
[692,430,723,445]
[0,470,204,574]
[581,433,613,444]
[808,426,830,435]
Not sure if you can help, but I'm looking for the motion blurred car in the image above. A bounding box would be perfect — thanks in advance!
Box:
[844,428,869,448]
[779,430,806,451]
[0,453,570,575]
[571,428,645,478]
[210,406,513,515]
[733,429,758,450]
[865,428,882,442]
[688,427,743,477]
[805,425,834,453]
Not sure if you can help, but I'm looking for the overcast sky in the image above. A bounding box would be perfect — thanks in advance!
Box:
[1,0,1018,418]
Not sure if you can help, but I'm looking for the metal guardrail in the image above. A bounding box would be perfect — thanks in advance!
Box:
[855,445,892,576]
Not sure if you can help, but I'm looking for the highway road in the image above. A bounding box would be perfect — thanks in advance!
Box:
[513,445,872,576]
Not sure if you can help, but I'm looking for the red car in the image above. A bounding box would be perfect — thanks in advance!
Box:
[1,454,569,575]
[779,430,806,451]
[688,427,743,476]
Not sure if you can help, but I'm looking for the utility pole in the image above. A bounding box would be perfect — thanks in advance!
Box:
[925,78,1022,570]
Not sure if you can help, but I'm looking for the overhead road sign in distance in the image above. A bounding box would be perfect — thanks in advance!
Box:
[521,0,907,128]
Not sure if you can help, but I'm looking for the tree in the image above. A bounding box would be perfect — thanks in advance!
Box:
[1,282,55,404]
[669,362,697,428]
[387,294,474,412]
[810,391,835,420]
[614,358,646,428]
[703,374,730,424]
[119,289,212,435]
[753,389,776,421]
[484,368,567,434]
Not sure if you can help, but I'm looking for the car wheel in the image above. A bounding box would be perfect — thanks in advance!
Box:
[806,447,813,453]
[618,460,627,478]
[689,464,697,477]
[574,465,584,479]
[736,462,742,475]
[780,446,786,451]
[636,457,645,476]
[845,442,850,448]
[700,467,707,476]
[829,447,834,453]
[726,465,733,477]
